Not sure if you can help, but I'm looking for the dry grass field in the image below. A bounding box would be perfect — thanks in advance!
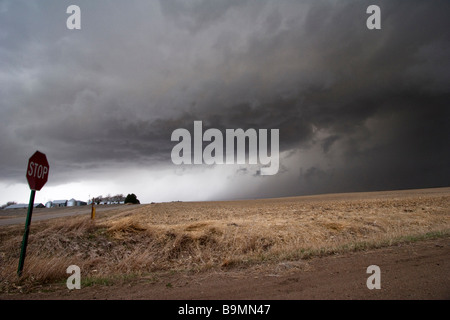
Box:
[0,187,449,294]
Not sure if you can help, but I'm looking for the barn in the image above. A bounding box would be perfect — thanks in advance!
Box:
[4,203,44,209]
[51,200,68,207]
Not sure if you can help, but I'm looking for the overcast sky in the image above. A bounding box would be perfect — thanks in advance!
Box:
[1,0,449,205]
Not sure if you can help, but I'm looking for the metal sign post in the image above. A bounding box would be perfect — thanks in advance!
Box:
[17,151,49,277]
[17,190,36,277]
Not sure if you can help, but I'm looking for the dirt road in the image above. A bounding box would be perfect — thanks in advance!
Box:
[3,236,449,300]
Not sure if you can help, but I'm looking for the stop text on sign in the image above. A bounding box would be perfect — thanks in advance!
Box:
[27,162,48,180]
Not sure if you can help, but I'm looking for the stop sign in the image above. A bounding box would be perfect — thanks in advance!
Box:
[26,151,49,191]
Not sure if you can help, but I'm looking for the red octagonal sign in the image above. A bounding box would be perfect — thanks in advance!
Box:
[26,151,49,191]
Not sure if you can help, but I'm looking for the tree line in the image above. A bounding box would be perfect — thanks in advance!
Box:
[92,193,140,205]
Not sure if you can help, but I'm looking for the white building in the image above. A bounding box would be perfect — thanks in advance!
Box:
[67,198,77,207]
[52,200,68,207]
[4,203,44,209]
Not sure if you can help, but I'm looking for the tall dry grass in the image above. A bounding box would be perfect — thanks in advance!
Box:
[1,188,449,292]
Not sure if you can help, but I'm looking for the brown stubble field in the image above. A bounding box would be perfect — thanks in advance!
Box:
[0,187,449,294]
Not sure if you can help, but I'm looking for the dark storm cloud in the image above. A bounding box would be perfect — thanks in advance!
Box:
[0,0,449,197]
[159,0,245,33]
